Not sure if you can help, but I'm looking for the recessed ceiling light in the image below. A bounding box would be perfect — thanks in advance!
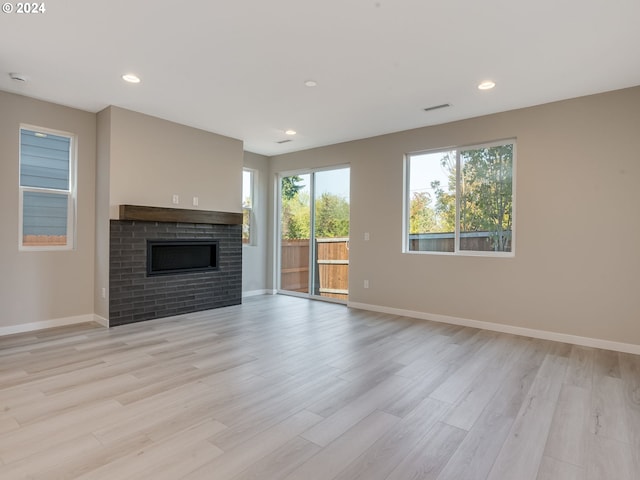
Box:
[285,129,297,135]
[478,80,496,90]
[122,73,141,84]
[304,80,318,87]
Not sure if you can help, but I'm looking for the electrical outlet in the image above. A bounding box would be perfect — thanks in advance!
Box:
[364,280,369,289]
[101,287,106,299]
[193,196,199,206]
[364,232,370,241]
[172,194,179,205]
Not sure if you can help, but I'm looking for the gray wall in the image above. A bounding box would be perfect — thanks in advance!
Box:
[3,86,638,348]
[105,106,243,219]
[2,96,246,330]
[0,91,96,328]
[95,108,111,319]
[95,106,245,320]
[242,151,270,294]
[270,86,640,346]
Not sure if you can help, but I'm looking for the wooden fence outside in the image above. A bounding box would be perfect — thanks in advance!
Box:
[22,235,67,247]
[409,231,512,252]
[280,239,310,294]
[281,237,349,300]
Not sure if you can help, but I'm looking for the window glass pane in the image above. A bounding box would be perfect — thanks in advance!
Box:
[314,167,350,239]
[242,170,253,244]
[459,144,513,252]
[242,170,252,208]
[20,129,71,190]
[242,208,251,244]
[280,174,311,294]
[408,150,456,252]
[22,191,69,246]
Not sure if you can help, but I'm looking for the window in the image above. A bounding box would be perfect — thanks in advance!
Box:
[19,126,76,250]
[405,140,514,255]
[242,168,255,245]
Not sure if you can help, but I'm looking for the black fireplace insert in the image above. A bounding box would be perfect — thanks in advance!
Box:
[147,239,219,276]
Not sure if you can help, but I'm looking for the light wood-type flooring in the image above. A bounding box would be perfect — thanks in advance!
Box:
[0,295,638,479]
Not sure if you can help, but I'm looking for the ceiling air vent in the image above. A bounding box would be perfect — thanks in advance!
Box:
[423,103,451,112]
[9,72,29,83]
[276,139,292,144]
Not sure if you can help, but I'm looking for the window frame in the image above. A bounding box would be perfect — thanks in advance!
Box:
[18,124,77,252]
[242,168,256,246]
[403,139,516,258]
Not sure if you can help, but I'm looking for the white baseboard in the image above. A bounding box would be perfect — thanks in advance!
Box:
[242,289,265,297]
[347,301,640,355]
[93,314,110,328]
[242,289,273,298]
[0,314,105,337]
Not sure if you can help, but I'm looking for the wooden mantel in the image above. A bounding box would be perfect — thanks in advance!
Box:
[119,205,243,225]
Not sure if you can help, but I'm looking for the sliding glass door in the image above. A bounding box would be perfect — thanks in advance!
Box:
[279,173,311,295]
[278,167,350,301]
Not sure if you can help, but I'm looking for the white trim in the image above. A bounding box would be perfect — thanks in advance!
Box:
[242,289,271,298]
[18,124,77,251]
[242,168,257,246]
[93,314,110,328]
[0,314,104,337]
[404,140,515,257]
[347,301,640,355]
[275,165,351,296]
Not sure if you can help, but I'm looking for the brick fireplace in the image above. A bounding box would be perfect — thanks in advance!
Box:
[109,205,242,326]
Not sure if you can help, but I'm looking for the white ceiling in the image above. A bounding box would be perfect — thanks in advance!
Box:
[1,0,639,156]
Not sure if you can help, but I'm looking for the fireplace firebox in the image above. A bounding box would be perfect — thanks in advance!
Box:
[147,239,219,276]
